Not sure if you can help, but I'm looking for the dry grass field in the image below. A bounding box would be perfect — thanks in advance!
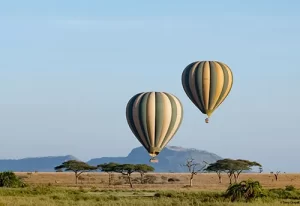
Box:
[0,172,296,205]
[15,172,300,190]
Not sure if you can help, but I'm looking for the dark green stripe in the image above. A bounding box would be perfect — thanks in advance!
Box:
[182,62,199,109]
[208,61,218,109]
[214,62,229,107]
[194,61,206,114]
[154,92,164,147]
[137,93,151,150]
[126,93,148,150]
[160,93,177,147]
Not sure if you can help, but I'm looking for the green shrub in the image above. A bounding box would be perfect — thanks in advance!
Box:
[0,171,26,188]
[168,177,180,183]
[143,175,157,184]
[267,188,300,200]
[224,179,264,202]
[286,185,296,191]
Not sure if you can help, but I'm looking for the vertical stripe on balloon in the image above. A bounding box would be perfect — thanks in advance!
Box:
[126,92,183,157]
[181,60,233,117]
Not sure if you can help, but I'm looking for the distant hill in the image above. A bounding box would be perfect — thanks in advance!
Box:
[0,155,78,172]
[0,146,222,172]
[87,146,222,172]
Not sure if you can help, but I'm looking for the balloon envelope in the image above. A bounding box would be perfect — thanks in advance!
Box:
[126,92,183,158]
[181,61,233,120]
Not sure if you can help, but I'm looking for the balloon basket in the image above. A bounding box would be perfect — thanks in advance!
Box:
[205,118,209,123]
[150,158,158,163]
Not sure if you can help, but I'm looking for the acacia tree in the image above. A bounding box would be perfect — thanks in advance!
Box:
[205,160,226,183]
[206,159,262,184]
[134,164,155,184]
[54,160,97,184]
[212,159,236,184]
[234,159,262,182]
[98,163,154,188]
[98,162,120,185]
[114,164,136,188]
[181,158,207,187]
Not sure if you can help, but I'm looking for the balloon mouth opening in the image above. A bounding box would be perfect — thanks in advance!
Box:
[149,152,159,156]
[149,147,160,156]
[149,151,159,162]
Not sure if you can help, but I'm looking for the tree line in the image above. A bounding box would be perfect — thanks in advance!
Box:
[205,158,262,184]
[55,158,262,188]
[55,160,154,188]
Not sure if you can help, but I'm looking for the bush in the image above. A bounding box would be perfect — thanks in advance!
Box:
[143,175,157,184]
[286,185,296,191]
[267,188,300,200]
[168,177,180,183]
[224,179,264,202]
[161,176,168,184]
[0,171,26,188]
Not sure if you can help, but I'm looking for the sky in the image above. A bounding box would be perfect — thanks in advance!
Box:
[0,0,300,172]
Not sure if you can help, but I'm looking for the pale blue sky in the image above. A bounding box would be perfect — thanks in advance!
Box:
[0,0,299,172]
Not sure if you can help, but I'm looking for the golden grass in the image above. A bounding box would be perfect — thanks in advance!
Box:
[15,172,300,190]
[0,172,299,205]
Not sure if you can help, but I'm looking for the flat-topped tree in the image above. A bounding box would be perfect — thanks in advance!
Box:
[98,163,154,186]
[206,159,262,184]
[98,162,120,185]
[114,164,136,188]
[234,159,262,182]
[205,160,227,183]
[134,164,155,184]
[54,160,97,184]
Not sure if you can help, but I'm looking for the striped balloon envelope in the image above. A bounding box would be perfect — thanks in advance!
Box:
[181,61,233,123]
[126,92,183,162]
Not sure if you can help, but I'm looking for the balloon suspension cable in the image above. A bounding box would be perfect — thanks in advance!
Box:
[150,157,158,163]
[205,118,209,123]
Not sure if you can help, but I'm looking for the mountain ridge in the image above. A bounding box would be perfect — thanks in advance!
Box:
[0,146,222,172]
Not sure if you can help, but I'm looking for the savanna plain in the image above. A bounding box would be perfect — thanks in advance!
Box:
[1,172,300,206]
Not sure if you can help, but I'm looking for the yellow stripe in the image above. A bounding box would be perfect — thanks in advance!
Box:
[132,93,149,148]
[146,92,156,147]
[155,93,172,147]
[214,64,233,109]
[208,62,225,110]
[202,61,210,111]
[188,62,202,110]
[160,94,182,149]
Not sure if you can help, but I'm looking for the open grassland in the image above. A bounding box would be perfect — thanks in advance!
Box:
[15,172,300,190]
[0,185,299,206]
[0,172,297,205]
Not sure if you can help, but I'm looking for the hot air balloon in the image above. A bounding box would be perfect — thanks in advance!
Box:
[126,92,183,162]
[181,61,233,123]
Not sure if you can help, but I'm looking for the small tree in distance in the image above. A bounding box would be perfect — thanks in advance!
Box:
[205,159,262,184]
[134,164,155,184]
[270,171,280,181]
[205,161,225,183]
[181,158,207,187]
[98,162,119,185]
[114,164,136,188]
[98,162,155,188]
[54,160,97,184]
[234,159,262,182]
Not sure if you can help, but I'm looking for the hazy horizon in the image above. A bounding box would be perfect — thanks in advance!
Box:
[0,1,299,172]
